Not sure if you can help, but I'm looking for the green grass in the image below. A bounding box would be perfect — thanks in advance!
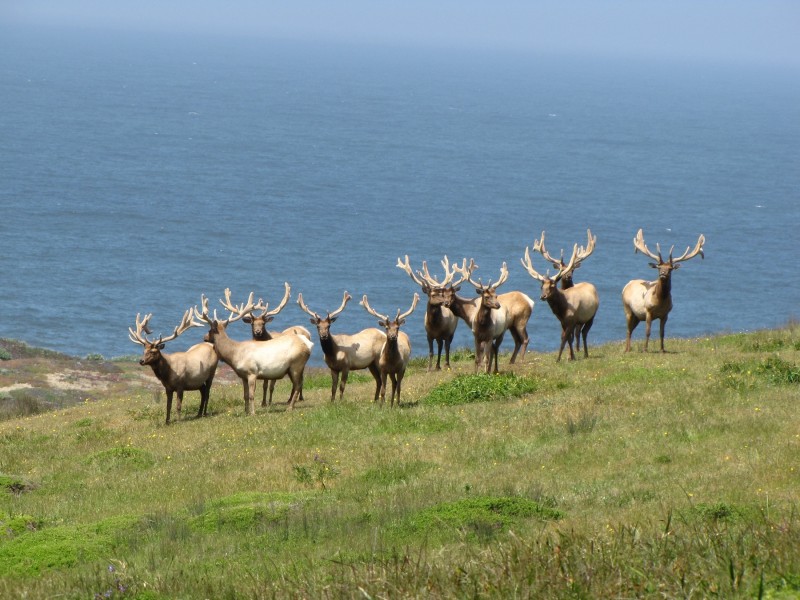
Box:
[0,328,798,598]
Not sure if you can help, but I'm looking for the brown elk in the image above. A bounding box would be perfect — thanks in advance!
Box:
[297,291,386,402]
[622,229,705,352]
[396,255,458,371]
[195,290,313,415]
[533,229,596,351]
[360,293,419,406]
[128,309,218,424]
[444,259,535,372]
[521,243,600,361]
[241,282,312,407]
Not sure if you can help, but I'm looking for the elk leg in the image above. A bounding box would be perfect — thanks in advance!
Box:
[644,314,653,352]
[582,317,595,358]
[245,376,257,416]
[435,338,444,371]
[261,380,268,408]
[659,316,668,352]
[197,385,207,418]
[330,370,340,402]
[176,391,183,421]
[339,370,349,400]
[165,390,174,425]
[367,363,382,402]
[444,335,453,370]
[427,335,435,372]
[625,314,639,352]
[389,373,398,407]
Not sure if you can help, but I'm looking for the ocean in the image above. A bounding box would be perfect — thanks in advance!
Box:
[1,26,799,364]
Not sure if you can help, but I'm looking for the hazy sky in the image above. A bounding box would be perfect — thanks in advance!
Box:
[4,1,799,67]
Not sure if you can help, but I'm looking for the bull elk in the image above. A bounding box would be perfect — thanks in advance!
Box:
[360,293,419,406]
[195,290,313,415]
[396,255,458,371]
[445,259,535,372]
[297,291,386,402]
[242,282,312,407]
[521,243,600,361]
[128,309,218,424]
[622,229,705,352]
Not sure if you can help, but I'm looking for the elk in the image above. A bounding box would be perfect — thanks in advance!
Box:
[396,255,458,371]
[195,290,313,415]
[445,259,535,371]
[241,282,312,407]
[521,243,600,361]
[297,291,386,402]
[360,293,419,406]
[128,309,218,424]
[622,229,705,352]
[533,229,596,351]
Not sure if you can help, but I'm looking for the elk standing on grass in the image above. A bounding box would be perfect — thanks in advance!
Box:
[360,293,419,406]
[195,290,313,415]
[446,259,535,372]
[297,291,386,402]
[521,243,600,361]
[622,229,705,352]
[533,229,596,351]
[128,309,218,424]
[242,282,312,407]
[397,255,458,371]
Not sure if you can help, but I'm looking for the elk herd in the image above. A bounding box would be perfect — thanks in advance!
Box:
[129,229,705,423]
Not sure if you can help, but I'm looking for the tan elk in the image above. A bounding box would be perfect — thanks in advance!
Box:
[622,229,705,352]
[128,309,218,424]
[242,282,312,407]
[396,255,459,371]
[297,291,386,402]
[521,243,600,361]
[195,290,313,415]
[360,293,419,406]
[533,229,596,351]
[445,259,535,372]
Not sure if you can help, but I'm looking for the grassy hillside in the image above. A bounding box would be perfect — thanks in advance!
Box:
[0,328,798,599]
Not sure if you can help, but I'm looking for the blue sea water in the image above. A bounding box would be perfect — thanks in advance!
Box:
[1,26,799,364]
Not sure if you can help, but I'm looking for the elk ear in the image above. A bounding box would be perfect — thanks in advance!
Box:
[398,318,406,326]
[421,282,431,294]
[329,316,338,323]
[378,320,389,328]
[242,315,252,324]
[264,315,275,324]
[572,263,581,270]
[156,342,166,350]
[672,263,681,270]
[309,317,318,326]
[648,262,659,269]
[452,285,461,293]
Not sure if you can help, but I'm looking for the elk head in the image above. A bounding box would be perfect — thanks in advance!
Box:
[533,229,595,288]
[454,260,508,309]
[521,244,578,301]
[242,282,291,338]
[128,309,203,365]
[297,291,351,341]
[361,293,419,342]
[633,228,705,281]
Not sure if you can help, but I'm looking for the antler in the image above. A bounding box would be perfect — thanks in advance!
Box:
[532,231,564,269]
[465,262,508,291]
[522,244,579,283]
[252,282,291,319]
[418,256,456,288]
[361,293,420,324]
[447,258,476,288]
[633,228,663,262]
[396,255,426,287]
[129,309,202,346]
[397,292,420,322]
[297,291,351,321]
[360,294,389,322]
[670,234,705,264]
[128,313,154,346]
[575,228,596,265]
[214,289,256,325]
[520,247,547,282]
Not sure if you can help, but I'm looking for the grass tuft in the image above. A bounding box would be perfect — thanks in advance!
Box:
[423,373,537,406]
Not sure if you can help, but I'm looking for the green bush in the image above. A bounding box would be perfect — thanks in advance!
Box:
[423,373,537,406]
